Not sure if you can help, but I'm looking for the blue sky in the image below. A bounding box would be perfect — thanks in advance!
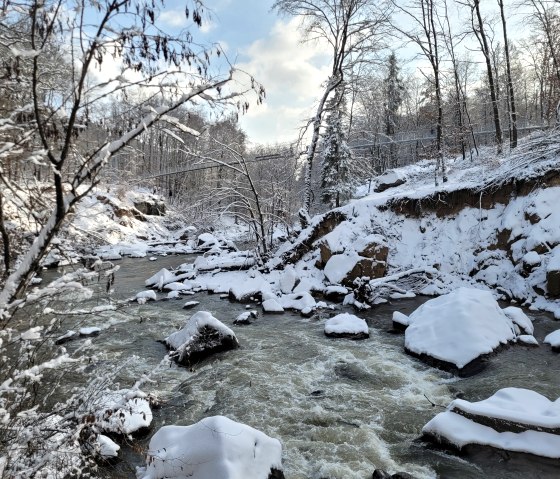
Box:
[154,0,332,146]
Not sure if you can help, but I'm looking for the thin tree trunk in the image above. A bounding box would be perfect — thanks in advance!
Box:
[301,76,341,226]
[0,192,10,278]
[473,0,503,154]
[498,0,518,148]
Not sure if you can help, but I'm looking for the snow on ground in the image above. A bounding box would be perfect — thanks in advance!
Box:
[137,416,283,479]
[423,388,560,458]
[264,132,560,317]
[403,288,517,370]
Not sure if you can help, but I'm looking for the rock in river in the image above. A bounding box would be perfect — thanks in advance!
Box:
[164,311,239,367]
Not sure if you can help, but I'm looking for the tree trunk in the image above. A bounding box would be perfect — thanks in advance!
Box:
[473,0,503,154]
[0,191,10,278]
[301,76,341,226]
[498,0,518,149]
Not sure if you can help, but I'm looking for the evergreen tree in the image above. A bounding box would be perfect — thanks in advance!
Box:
[320,88,354,208]
[383,52,404,169]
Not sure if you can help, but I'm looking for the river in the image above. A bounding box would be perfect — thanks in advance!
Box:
[42,256,560,479]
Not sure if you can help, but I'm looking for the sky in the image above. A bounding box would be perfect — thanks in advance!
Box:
[156,0,332,146]
[143,0,533,147]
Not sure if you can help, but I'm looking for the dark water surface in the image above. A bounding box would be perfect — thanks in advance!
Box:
[42,257,560,478]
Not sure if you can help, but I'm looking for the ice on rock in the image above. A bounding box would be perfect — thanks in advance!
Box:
[183,300,200,309]
[79,326,101,336]
[137,416,283,479]
[404,288,516,372]
[166,291,180,300]
[324,313,369,340]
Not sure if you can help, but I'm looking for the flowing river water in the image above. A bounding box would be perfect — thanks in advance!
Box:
[42,256,560,479]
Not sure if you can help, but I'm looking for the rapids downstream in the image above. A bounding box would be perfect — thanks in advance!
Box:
[44,256,560,479]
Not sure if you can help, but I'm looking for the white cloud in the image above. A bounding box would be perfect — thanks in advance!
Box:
[236,18,331,145]
[159,9,188,28]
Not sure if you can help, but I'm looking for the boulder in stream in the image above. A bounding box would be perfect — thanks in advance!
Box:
[164,311,239,366]
[324,313,369,340]
[137,415,284,479]
[423,387,560,459]
[403,288,517,376]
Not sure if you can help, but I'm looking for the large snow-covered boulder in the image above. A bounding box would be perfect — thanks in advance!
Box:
[324,252,386,287]
[404,288,516,375]
[324,313,369,340]
[138,416,284,479]
[374,170,406,193]
[423,388,560,458]
[165,311,239,366]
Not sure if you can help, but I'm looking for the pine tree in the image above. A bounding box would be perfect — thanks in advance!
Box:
[383,52,404,169]
[320,88,354,208]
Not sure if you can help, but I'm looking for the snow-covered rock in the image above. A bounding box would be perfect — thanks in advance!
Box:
[392,311,411,331]
[145,268,176,288]
[279,266,298,294]
[137,416,284,479]
[96,390,153,435]
[423,388,560,458]
[229,275,272,302]
[234,310,258,325]
[324,252,386,286]
[165,311,239,366]
[97,434,120,458]
[324,285,348,301]
[502,306,534,335]
[324,313,369,340]
[278,292,316,312]
[404,288,516,374]
[544,329,560,351]
[262,298,284,313]
[79,326,101,337]
[183,300,200,309]
[195,251,255,272]
[517,335,539,346]
[374,169,406,192]
[136,290,157,304]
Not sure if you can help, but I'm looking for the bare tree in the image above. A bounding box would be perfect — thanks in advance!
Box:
[497,0,518,148]
[391,0,448,185]
[466,0,504,153]
[0,0,263,311]
[273,0,389,225]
